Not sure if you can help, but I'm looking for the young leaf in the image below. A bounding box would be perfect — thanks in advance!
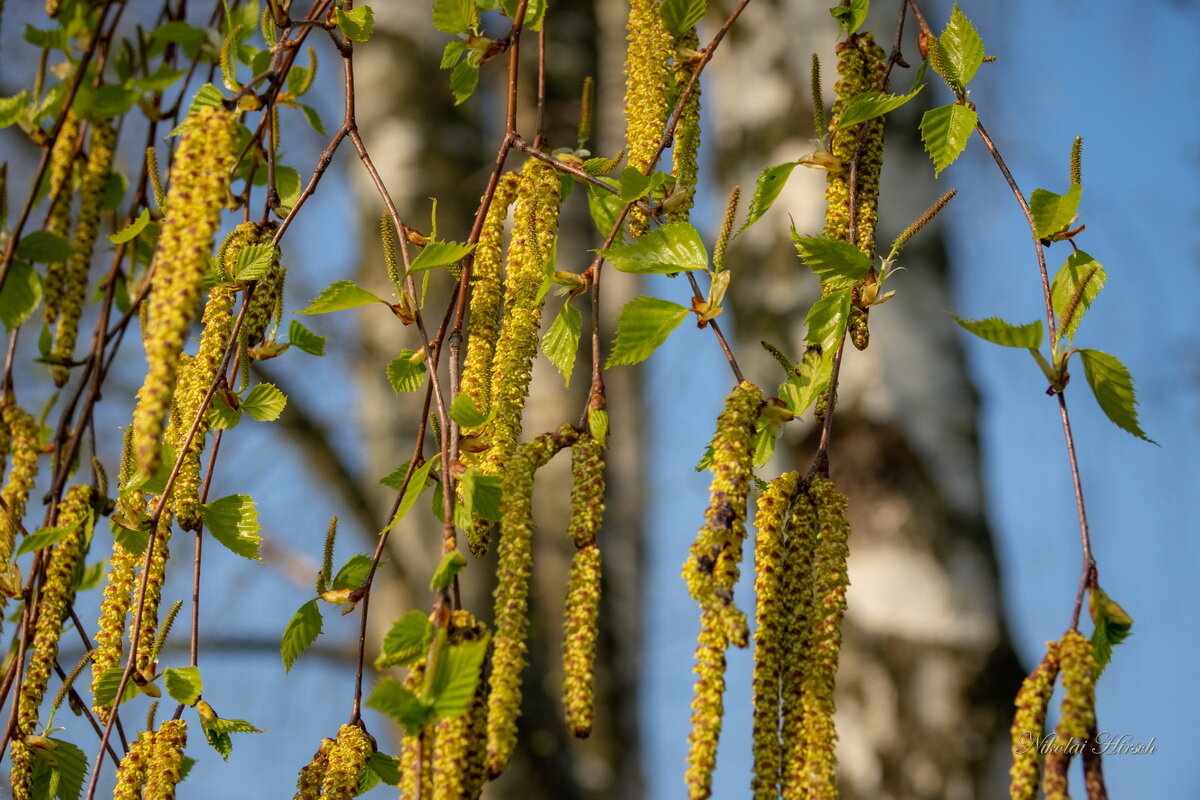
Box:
[299,104,326,136]
[450,61,480,105]
[375,610,434,670]
[752,422,777,469]
[18,231,73,263]
[335,5,374,42]
[804,289,852,352]
[241,383,287,421]
[939,4,986,87]
[207,393,242,431]
[14,522,79,558]
[366,752,402,787]
[790,233,873,288]
[287,320,326,356]
[109,208,152,244]
[449,393,488,428]
[45,738,87,800]
[1089,585,1133,672]
[91,667,141,708]
[441,40,466,69]
[601,221,708,274]
[660,0,707,37]
[1030,184,1082,239]
[74,559,106,591]
[280,599,323,673]
[739,162,797,234]
[386,351,428,393]
[296,280,385,314]
[199,494,262,561]
[616,167,653,203]
[779,347,835,419]
[201,715,266,761]
[1077,349,1154,442]
[1050,249,1105,342]
[586,182,624,239]
[952,316,1043,349]
[459,469,502,523]
[835,87,924,129]
[0,261,43,332]
[429,636,490,718]
[331,554,373,591]
[588,407,609,447]
[920,104,977,176]
[433,0,473,33]
[164,666,203,705]
[367,678,431,735]
[409,240,475,273]
[829,0,869,34]
[381,457,440,534]
[233,243,277,281]
[0,91,29,128]
[581,153,623,176]
[430,551,467,592]
[605,297,690,368]
[543,302,582,387]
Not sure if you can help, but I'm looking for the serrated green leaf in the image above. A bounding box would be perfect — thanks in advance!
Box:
[660,0,707,37]
[163,666,203,705]
[805,289,852,352]
[89,85,140,119]
[752,423,777,469]
[1089,585,1133,673]
[779,346,835,419]
[0,91,30,128]
[739,162,797,234]
[616,167,667,203]
[835,87,924,129]
[606,296,689,368]
[241,383,286,421]
[19,232,73,263]
[298,104,326,136]
[14,522,79,558]
[274,166,301,212]
[366,752,402,786]
[367,678,431,735]
[24,24,69,50]
[952,315,1042,348]
[940,4,986,87]
[297,280,385,314]
[433,0,474,34]
[381,457,440,534]
[791,233,873,289]
[91,667,140,708]
[375,610,433,670]
[409,240,474,273]
[1050,249,1105,342]
[386,351,427,393]
[500,0,547,29]
[602,221,707,274]
[46,737,87,800]
[829,0,869,33]
[199,494,262,561]
[280,598,323,673]
[920,104,977,176]
[588,408,608,447]
[1030,184,1082,239]
[586,181,624,240]
[109,209,152,244]
[450,60,479,105]
[581,152,623,175]
[429,636,489,718]
[430,551,467,592]
[207,393,242,430]
[0,262,43,332]
[336,5,374,41]
[441,40,466,69]
[331,554,373,591]
[449,393,487,428]
[287,320,325,356]
[543,302,582,387]
[1077,349,1154,442]
[206,717,265,735]
[233,243,277,281]
[460,469,501,523]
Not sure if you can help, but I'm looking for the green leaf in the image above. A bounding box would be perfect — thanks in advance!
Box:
[779,346,835,419]
[367,678,431,735]
[588,408,608,447]
[0,91,29,129]
[805,289,852,353]
[449,393,487,428]
[296,280,386,314]
[233,243,277,281]
[14,522,79,558]
[919,104,977,176]
[24,24,69,49]
[89,85,140,119]
[752,422,777,469]
[1089,585,1133,673]
[207,393,241,431]
[151,21,206,53]
[0,262,43,332]
[739,162,797,234]
[241,383,287,421]
[952,316,1042,349]
[500,0,547,29]
[1030,184,1082,239]
[790,233,873,289]
[581,153,623,176]
[586,182,624,239]
[123,442,176,495]
[331,554,373,591]
[602,221,707,274]
[199,494,262,561]
[543,302,582,387]
[829,0,869,34]
[835,87,924,129]
[1077,349,1154,442]
[73,559,106,591]
[381,457,440,534]
[202,716,265,761]
[375,610,433,670]
[386,351,427,393]
[409,240,474,273]
[280,599,323,673]
[335,5,374,42]
[660,0,707,37]
[606,297,689,368]
[18,232,73,263]
[459,469,501,523]
[429,636,489,718]
[46,737,87,800]
[430,551,467,592]
[135,64,187,92]
[101,172,127,211]
[91,667,140,709]
[274,166,301,212]
[366,752,402,786]
[163,666,203,705]
[299,104,326,136]
[441,40,466,69]
[939,3,986,87]
[1050,249,1105,342]
[615,167,667,203]
[287,320,326,356]
[433,0,474,34]
[109,209,152,244]
[449,60,480,105]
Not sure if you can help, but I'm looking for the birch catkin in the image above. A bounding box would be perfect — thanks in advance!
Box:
[143,719,188,800]
[669,28,702,222]
[779,488,817,800]
[293,738,334,800]
[1009,642,1061,800]
[113,730,156,800]
[432,610,489,800]
[623,0,673,237]
[322,724,374,800]
[0,405,40,566]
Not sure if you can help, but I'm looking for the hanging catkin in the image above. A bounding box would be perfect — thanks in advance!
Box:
[1009,641,1061,800]
[113,729,156,800]
[431,610,490,800]
[293,737,335,800]
[42,110,80,328]
[668,27,702,222]
[779,488,817,800]
[1042,630,1098,800]
[142,719,188,800]
[322,724,375,800]
[623,0,673,237]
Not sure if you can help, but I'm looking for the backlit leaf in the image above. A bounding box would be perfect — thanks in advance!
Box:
[200,494,262,561]
[0,262,42,332]
[602,221,707,274]
[1030,184,1082,239]
[952,316,1042,349]
[605,296,689,367]
[335,5,374,41]
[375,610,433,670]
[386,351,427,393]
[429,636,490,718]
[1078,348,1153,442]
[740,162,797,233]
[296,280,385,314]
[409,240,474,273]
[543,302,582,387]
[1050,249,1105,342]
[804,289,852,352]
[164,666,203,705]
[790,233,873,289]
[920,104,977,176]
[280,599,323,673]
[241,383,286,421]
[835,87,923,129]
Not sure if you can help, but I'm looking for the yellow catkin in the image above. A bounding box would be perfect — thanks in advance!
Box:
[798,475,851,800]
[432,610,489,800]
[1009,642,1061,800]
[623,0,673,237]
[113,730,156,800]
[294,738,334,800]
[132,105,237,476]
[43,110,80,327]
[234,221,283,346]
[486,425,579,777]
[779,487,817,800]
[322,723,374,800]
[52,118,115,386]
[669,29,702,222]
[0,405,40,565]
[142,718,188,800]
[686,614,727,800]
[1041,630,1098,800]
[750,471,799,799]
[563,543,602,738]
